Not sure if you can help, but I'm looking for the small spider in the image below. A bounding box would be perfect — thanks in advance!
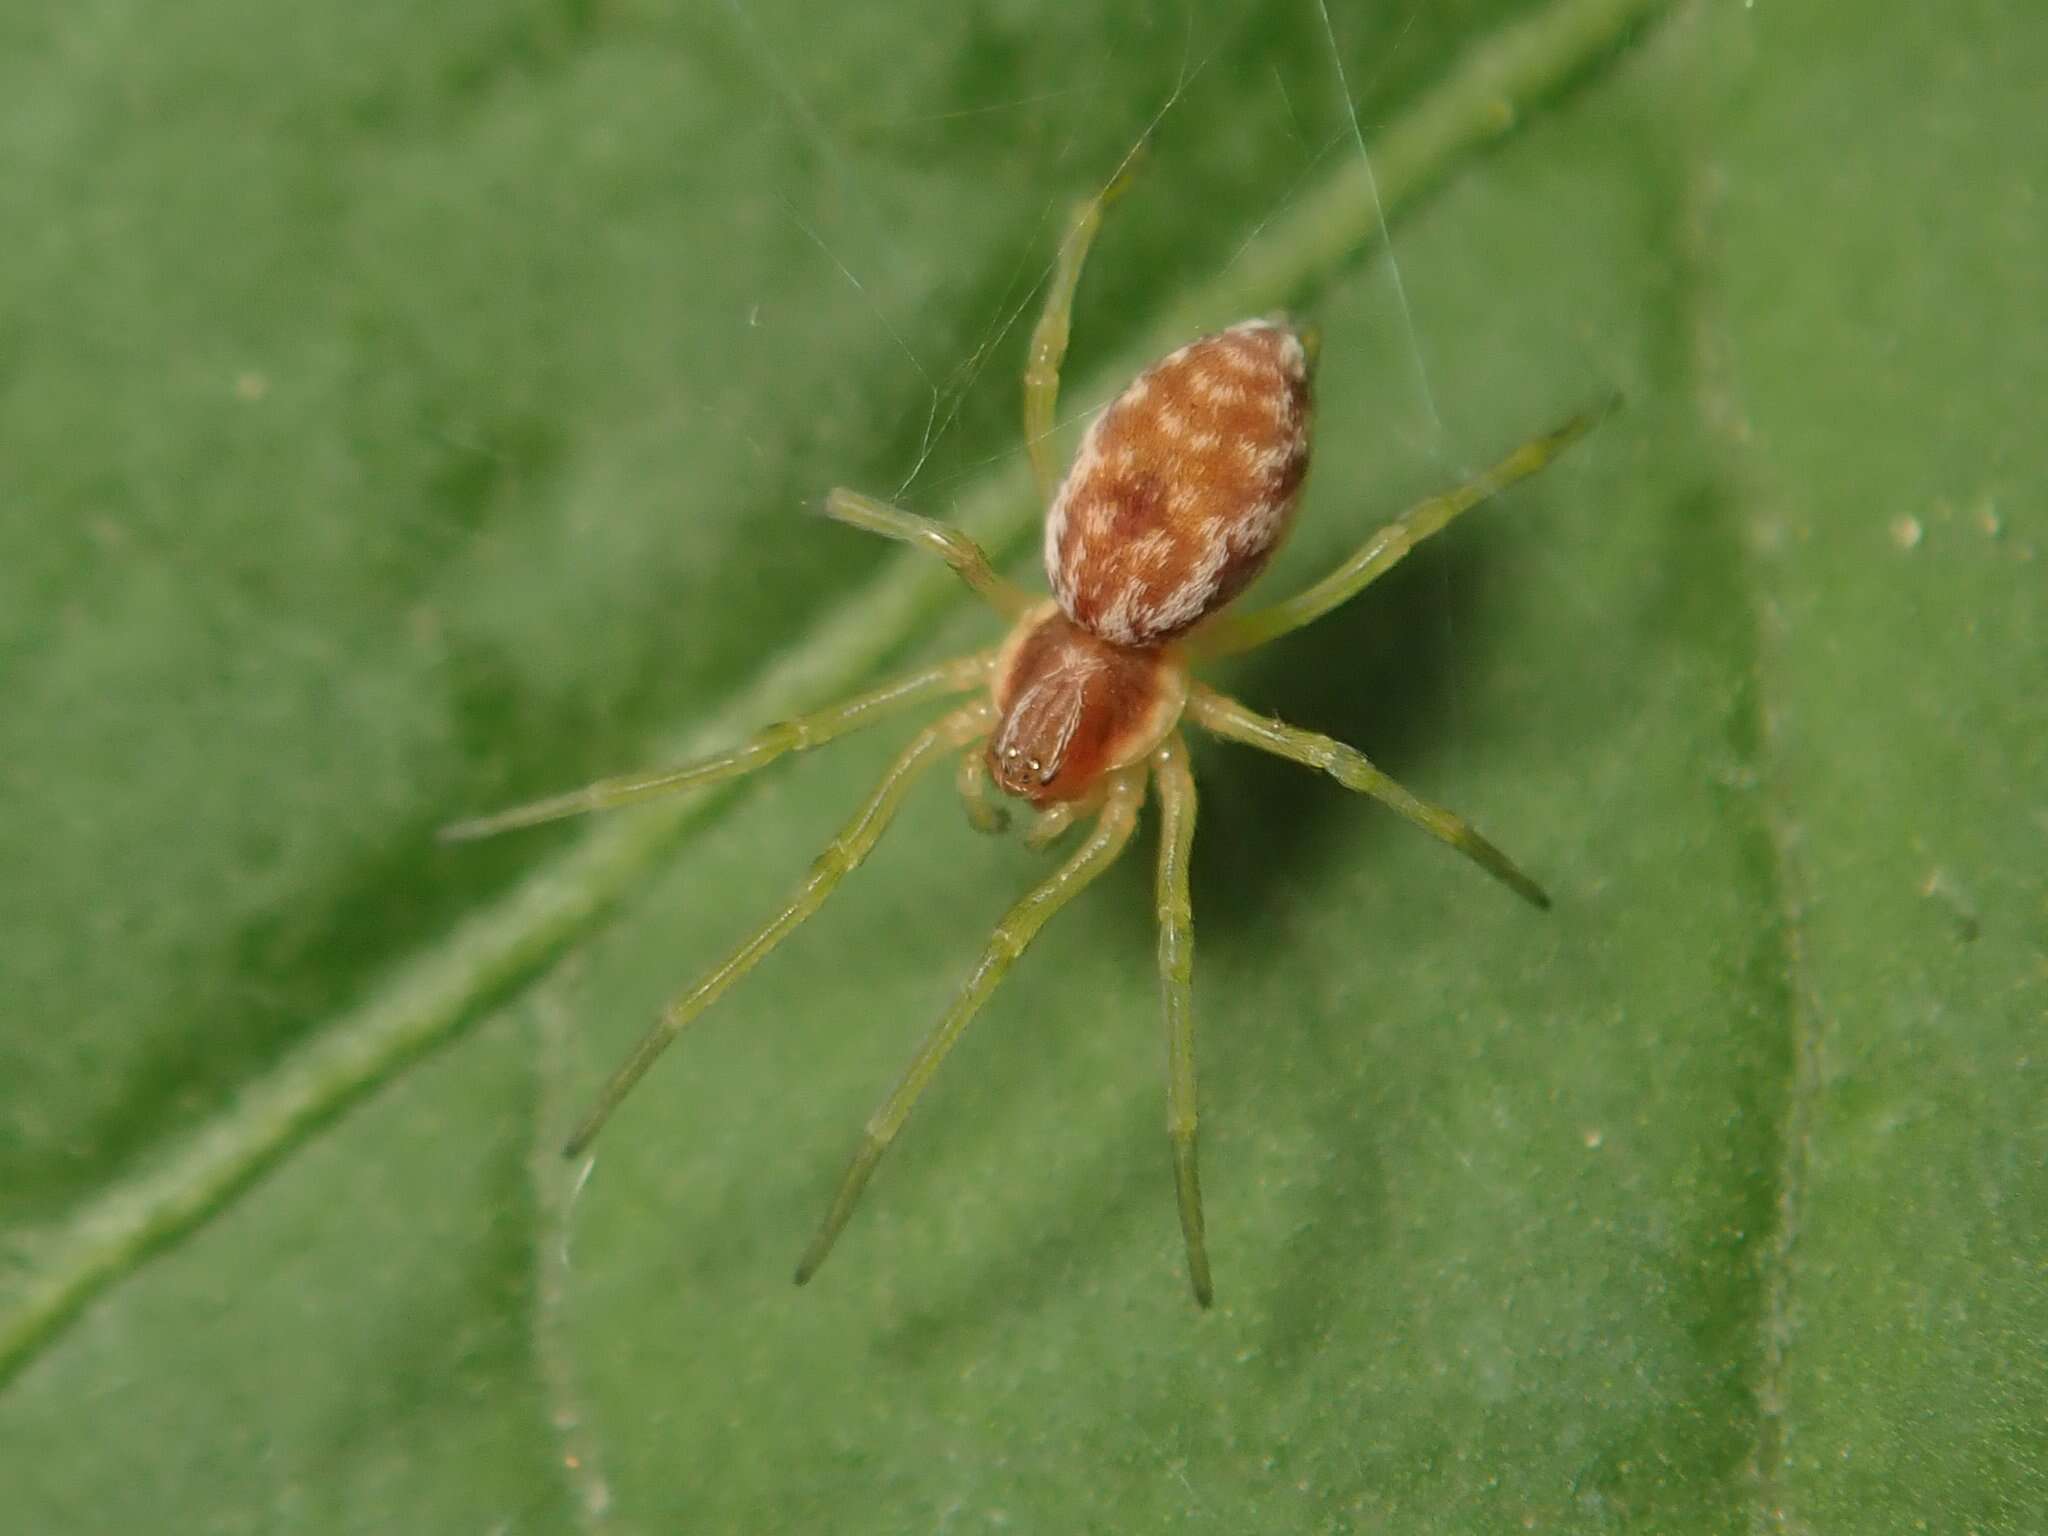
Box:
[445,168,1600,1306]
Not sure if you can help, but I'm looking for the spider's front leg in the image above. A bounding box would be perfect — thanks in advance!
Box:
[794,767,1147,1285]
[1152,732,1211,1306]
[562,699,996,1157]
[440,650,993,841]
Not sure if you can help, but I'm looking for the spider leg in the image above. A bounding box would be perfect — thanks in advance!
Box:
[1189,403,1614,660]
[793,767,1147,1285]
[1188,685,1550,910]
[1022,150,1144,506]
[1152,732,1212,1306]
[1021,801,1079,849]
[439,651,992,842]
[822,489,1035,619]
[561,700,996,1157]
[954,746,1009,835]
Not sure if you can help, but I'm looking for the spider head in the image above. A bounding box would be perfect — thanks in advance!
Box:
[987,602,1187,805]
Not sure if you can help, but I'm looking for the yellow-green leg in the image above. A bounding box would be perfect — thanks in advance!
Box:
[1190,403,1614,660]
[954,747,1009,834]
[1152,733,1211,1306]
[794,767,1147,1285]
[563,700,996,1157]
[1188,686,1549,910]
[1022,800,1080,849]
[823,489,1034,619]
[440,650,993,841]
[1022,153,1144,505]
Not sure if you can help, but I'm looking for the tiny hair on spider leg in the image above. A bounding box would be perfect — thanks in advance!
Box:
[443,162,1610,1307]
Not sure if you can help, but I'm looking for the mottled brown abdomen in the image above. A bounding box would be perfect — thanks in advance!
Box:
[1045,319,1313,647]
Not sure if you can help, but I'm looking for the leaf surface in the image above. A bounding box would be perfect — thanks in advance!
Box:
[1,0,2040,1530]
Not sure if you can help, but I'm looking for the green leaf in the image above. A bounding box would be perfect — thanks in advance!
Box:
[2,0,2040,1530]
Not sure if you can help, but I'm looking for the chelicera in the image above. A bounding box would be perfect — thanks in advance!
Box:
[445,168,1598,1305]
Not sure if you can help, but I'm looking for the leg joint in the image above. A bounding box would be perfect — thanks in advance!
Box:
[808,841,856,882]
[986,925,1029,964]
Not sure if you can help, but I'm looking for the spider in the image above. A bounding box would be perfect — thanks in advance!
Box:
[444,168,1600,1306]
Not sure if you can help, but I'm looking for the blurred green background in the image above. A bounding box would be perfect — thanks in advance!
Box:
[2,0,2041,1529]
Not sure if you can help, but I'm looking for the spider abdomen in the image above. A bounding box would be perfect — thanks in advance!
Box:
[1045,318,1314,648]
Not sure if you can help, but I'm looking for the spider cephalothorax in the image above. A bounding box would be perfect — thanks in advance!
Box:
[986,602,1186,803]
[446,165,1599,1305]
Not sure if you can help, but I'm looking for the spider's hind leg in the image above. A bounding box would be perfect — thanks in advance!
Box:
[1022,150,1144,505]
[822,490,1034,619]
[1191,404,1612,659]
[793,767,1146,1285]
